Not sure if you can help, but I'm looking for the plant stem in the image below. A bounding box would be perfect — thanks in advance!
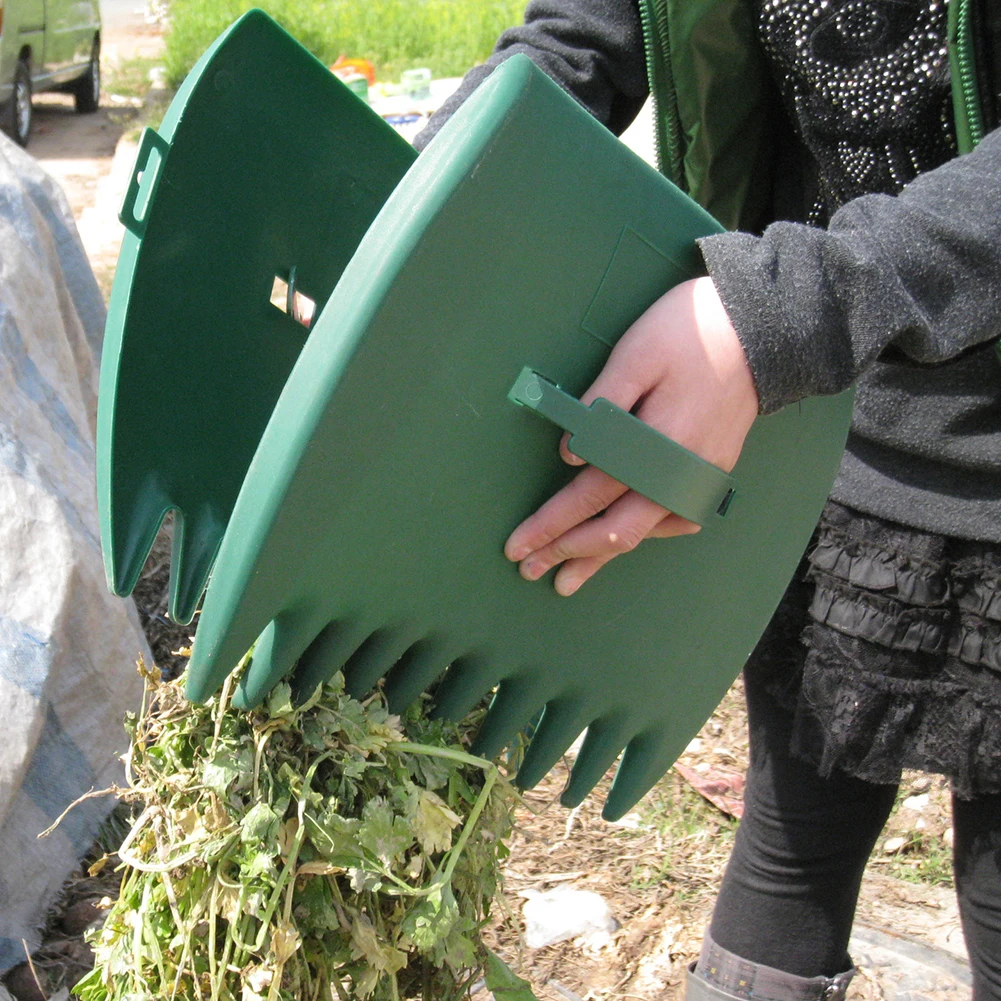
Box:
[208,878,221,1001]
[243,752,334,954]
[443,768,497,885]
[210,668,237,758]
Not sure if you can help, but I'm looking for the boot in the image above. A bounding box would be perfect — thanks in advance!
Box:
[685,934,855,1001]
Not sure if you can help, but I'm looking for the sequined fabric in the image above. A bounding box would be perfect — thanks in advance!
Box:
[757,0,958,221]
[746,501,1001,798]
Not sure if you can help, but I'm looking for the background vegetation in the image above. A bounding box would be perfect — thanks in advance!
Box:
[164,0,526,88]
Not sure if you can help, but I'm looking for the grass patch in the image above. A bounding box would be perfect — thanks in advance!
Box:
[881,830,955,887]
[103,55,162,100]
[631,771,739,892]
[100,55,167,146]
[164,0,526,88]
[868,779,956,889]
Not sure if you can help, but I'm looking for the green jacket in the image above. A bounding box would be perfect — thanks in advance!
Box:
[640,0,1001,230]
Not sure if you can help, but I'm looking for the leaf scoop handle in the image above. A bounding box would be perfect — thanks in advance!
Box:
[509,367,735,525]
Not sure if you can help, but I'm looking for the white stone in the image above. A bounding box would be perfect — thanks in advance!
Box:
[522,885,618,950]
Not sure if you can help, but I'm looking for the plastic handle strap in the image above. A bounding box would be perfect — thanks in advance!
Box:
[120,127,171,239]
[509,367,735,524]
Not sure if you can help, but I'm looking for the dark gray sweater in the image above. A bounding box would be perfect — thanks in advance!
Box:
[415,0,1001,542]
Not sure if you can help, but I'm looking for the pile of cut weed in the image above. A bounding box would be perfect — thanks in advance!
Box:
[75,662,536,1001]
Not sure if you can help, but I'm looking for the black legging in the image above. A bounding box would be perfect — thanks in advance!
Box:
[710,670,1001,998]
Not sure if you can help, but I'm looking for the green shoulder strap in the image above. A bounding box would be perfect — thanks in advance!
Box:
[949,0,987,153]
[636,0,778,232]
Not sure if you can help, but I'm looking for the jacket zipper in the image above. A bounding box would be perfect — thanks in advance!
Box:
[636,0,687,188]
[949,0,986,152]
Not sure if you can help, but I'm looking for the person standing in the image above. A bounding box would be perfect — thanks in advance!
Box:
[416,0,1001,997]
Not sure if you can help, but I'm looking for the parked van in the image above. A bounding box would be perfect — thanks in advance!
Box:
[0,0,102,146]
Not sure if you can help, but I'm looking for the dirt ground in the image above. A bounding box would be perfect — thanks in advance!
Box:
[0,25,976,1000]
[473,684,970,1001]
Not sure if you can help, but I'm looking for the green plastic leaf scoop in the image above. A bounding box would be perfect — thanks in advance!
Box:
[96,10,415,624]
[180,49,850,817]
[100,12,852,818]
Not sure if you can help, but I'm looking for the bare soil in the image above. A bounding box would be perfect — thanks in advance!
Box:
[470,682,967,1001]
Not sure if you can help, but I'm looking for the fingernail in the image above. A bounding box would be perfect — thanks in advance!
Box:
[521,560,544,581]
[556,577,580,597]
[507,542,530,562]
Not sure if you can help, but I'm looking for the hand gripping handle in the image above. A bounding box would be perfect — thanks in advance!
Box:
[509,367,735,524]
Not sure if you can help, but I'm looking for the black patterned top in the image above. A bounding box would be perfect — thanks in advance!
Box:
[757,0,958,220]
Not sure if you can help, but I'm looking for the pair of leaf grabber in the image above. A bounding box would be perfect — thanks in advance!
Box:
[97,10,852,820]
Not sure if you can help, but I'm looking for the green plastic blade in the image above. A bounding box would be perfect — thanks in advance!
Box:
[96,9,415,623]
[178,52,852,819]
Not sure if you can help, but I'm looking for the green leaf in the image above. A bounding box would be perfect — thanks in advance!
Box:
[240,802,281,848]
[276,761,302,799]
[406,748,454,790]
[441,911,479,968]
[300,715,330,751]
[293,877,341,934]
[400,883,458,950]
[312,806,365,865]
[349,867,382,893]
[349,914,408,975]
[242,849,278,879]
[412,789,461,855]
[483,949,541,1001]
[358,797,414,864]
[71,966,107,1001]
[202,747,253,798]
[448,770,477,807]
[266,682,296,719]
[328,699,371,747]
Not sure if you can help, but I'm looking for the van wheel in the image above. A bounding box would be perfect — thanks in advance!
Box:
[73,39,100,114]
[4,58,32,146]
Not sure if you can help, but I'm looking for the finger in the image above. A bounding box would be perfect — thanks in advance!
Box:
[648,513,701,538]
[517,490,668,581]
[543,509,701,596]
[578,333,659,410]
[559,431,586,466]
[558,328,663,467]
[505,465,628,562]
[553,554,614,596]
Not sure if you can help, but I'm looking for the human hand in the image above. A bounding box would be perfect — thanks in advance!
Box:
[504,276,758,595]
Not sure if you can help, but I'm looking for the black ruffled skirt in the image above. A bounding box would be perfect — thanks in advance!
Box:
[747,500,1001,798]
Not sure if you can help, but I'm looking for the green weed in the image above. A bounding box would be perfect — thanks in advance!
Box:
[103,55,162,100]
[164,0,526,88]
[77,665,531,1001]
[880,830,955,888]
